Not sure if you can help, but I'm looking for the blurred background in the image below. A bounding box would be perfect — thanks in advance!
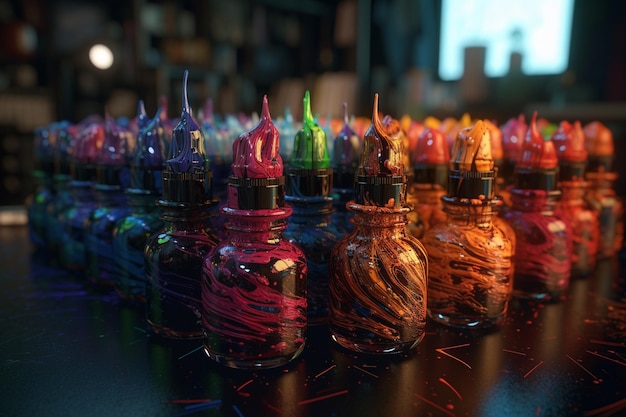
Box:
[1,0,625,206]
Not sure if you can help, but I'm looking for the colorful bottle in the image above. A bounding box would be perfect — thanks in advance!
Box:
[583,121,624,258]
[58,117,104,271]
[27,124,56,249]
[145,70,218,339]
[406,127,448,239]
[422,120,514,327]
[44,121,74,257]
[84,114,134,287]
[552,120,599,277]
[331,102,360,234]
[112,102,166,303]
[499,114,527,208]
[329,94,428,354]
[283,90,343,323]
[202,95,307,368]
[504,112,570,299]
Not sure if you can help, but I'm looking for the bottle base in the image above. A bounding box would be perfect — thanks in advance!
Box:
[428,311,502,329]
[513,289,565,302]
[330,333,421,354]
[147,320,203,340]
[203,345,305,370]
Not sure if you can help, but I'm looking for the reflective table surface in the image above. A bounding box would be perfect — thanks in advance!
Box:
[1,224,625,417]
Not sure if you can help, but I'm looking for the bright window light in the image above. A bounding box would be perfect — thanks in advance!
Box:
[439,0,575,80]
[89,44,114,70]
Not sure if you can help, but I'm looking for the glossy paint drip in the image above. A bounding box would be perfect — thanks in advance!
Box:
[145,70,217,339]
[553,120,599,277]
[329,94,428,354]
[113,102,166,303]
[422,120,514,327]
[504,112,571,299]
[202,95,307,369]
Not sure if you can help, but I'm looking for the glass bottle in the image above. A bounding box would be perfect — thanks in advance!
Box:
[84,116,134,287]
[284,90,343,323]
[331,102,361,234]
[583,121,624,258]
[202,95,307,369]
[145,69,218,339]
[113,102,166,303]
[146,203,216,338]
[44,121,74,257]
[586,173,624,258]
[506,190,570,298]
[407,127,448,239]
[58,118,103,271]
[552,120,599,277]
[27,125,55,249]
[329,94,428,354]
[504,112,571,299]
[425,202,514,326]
[422,120,514,327]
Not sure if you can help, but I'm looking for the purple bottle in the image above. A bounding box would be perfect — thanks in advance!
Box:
[144,70,218,339]
[84,114,134,287]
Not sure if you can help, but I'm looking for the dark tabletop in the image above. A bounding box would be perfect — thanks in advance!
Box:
[1,224,625,417]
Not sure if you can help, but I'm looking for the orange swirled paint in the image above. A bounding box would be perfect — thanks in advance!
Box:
[421,120,514,328]
[329,93,428,354]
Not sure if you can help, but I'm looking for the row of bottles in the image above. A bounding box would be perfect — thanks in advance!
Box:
[27,70,623,371]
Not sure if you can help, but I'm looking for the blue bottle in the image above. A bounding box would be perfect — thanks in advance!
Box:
[284,90,343,324]
[113,102,166,303]
[84,115,134,287]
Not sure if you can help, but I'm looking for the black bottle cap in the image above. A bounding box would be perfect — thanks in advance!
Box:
[513,166,559,191]
[286,167,333,199]
[447,169,495,200]
[558,161,586,181]
[96,164,130,189]
[162,170,213,204]
[586,155,613,173]
[71,162,97,182]
[130,166,163,195]
[355,174,406,207]
[229,176,284,210]
[413,163,448,187]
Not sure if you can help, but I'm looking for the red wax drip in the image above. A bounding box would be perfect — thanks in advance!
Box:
[73,120,105,164]
[552,120,587,163]
[414,128,448,165]
[231,95,283,179]
[500,114,527,162]
[518,112,558,169]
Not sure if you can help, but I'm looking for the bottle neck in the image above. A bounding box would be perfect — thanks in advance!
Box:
[409,184,446,205]
[223,206,291,244]
[559,180,588,204]
[442,198,499,228]
[287,199,333,226]
[158,201,210,230]
[348,202,410,231]
[510,189,560,213]
[126,191,159,213]
[94,185,127,206]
